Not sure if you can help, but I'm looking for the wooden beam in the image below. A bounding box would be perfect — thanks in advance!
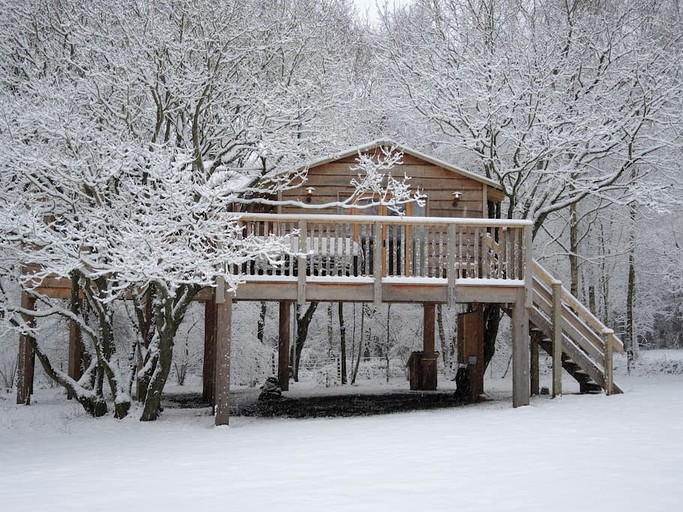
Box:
[512,287,530,407]
[16,292,36,405]
[234,280,522,304]
[278,301,292,391]
[214,279,232,427]
[202,299,217,404]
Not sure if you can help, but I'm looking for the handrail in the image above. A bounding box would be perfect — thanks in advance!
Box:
[532,260,624,354]
[238,214,531,285]
[238,212,534,228]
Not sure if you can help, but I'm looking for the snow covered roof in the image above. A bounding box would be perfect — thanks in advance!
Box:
[301,139,503,191]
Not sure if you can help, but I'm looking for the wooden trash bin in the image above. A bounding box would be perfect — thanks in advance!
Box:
[407,351,439,391]
[407,351,423,390]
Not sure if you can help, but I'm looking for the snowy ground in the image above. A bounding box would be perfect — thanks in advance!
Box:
[1,352,682,512]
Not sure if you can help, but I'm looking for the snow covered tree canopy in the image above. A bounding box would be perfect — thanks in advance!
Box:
[377,0,682,232]
[0,0,422,420]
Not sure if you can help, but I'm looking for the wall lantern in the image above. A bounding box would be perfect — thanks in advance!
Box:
[305,187,316,203]
[452,191,462,207]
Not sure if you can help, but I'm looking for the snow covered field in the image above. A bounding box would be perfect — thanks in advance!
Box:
[2,355,682,512]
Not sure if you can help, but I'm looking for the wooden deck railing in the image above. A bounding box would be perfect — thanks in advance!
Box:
[236,213,532,304]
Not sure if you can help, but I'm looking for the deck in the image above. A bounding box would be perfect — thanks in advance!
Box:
[230,213,533,305]
[18,213,622,426]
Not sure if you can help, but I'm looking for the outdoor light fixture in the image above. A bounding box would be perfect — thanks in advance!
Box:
[305,187,315,203]
[452,191,462,207]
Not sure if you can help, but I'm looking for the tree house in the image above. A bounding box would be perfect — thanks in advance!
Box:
[15,140,624,425]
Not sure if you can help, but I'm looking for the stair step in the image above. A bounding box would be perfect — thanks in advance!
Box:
[580,381,603,394]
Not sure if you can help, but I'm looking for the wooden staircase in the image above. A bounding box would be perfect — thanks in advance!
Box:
[528,260,624,395]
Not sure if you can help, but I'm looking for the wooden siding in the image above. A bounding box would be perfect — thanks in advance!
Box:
[280,152,501,219]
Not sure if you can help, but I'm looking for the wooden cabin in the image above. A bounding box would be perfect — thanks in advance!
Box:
[277,140,505,219]
[15,140,624,426]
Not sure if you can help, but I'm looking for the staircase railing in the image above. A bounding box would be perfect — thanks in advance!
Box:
[531,260,624,395]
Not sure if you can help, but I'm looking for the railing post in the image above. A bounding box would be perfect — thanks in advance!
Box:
[524,224,533,308]
[447,224,456,307]
[297,219,307,305]
[603,328,614,396]
[373,221,382,305]
[551,280,563,398]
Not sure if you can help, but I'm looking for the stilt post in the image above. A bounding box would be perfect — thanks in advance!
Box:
[512,287,530,407]
[214,278,232,426]
[278,301,292,391]
[203,298,217,404]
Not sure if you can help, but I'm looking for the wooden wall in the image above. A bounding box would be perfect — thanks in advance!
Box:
[279,153,503,219]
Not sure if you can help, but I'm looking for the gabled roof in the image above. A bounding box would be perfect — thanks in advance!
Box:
[302,138,503,191]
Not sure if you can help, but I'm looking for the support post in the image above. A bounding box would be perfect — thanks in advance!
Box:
[278,301,292,391]
[214,279,232,427]
[16,292,36,405]
[512,287,530,407]
[421,302,437,390]
[551,280,563,398]
[603,329,614,396]
[203,299,217,404]
[457,305,485,399]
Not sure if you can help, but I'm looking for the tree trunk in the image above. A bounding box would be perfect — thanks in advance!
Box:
[140,285,197,421]
[293,302,319,382]
[626,199,638,372]
[436,304,448,372]
[327,303,334,357]
[599,221,611,325]
[28,334,107,417]
[351,304,365,385]
[569,199,580,298]
[338,302,347,385]
[257,301,267,344]
[483,304,501,369]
